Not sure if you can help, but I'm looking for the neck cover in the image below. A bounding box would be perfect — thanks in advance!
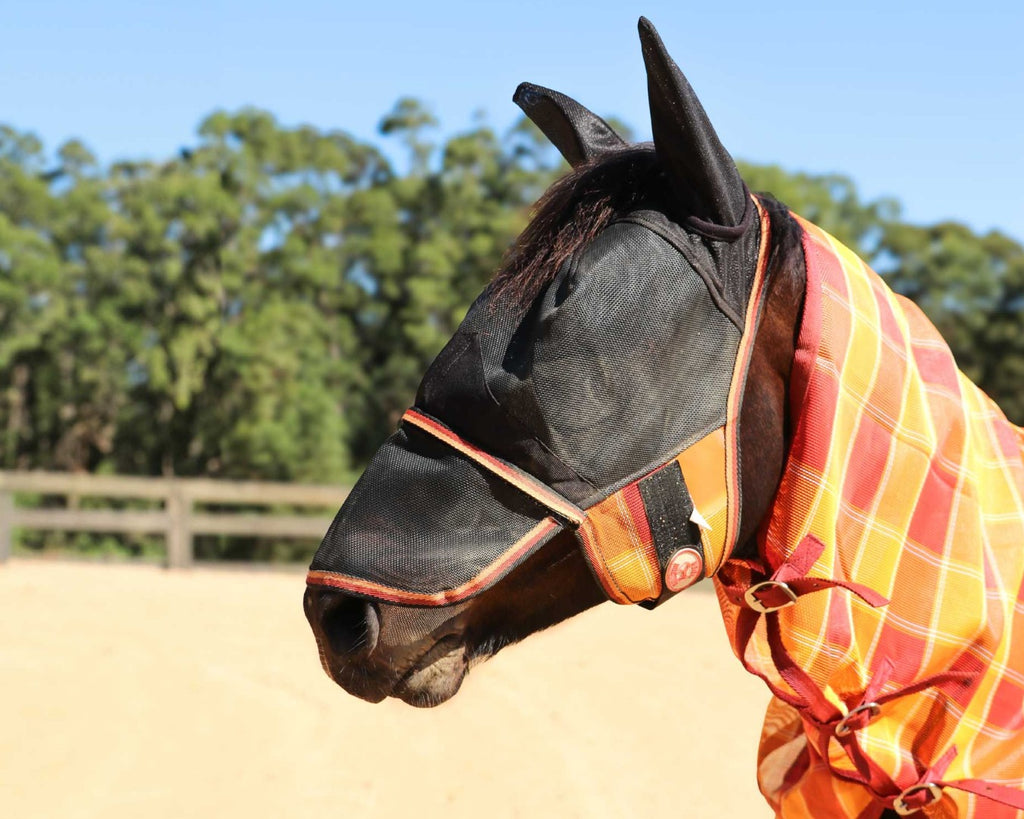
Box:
[307,199,768,606]
[715,217,1024,817]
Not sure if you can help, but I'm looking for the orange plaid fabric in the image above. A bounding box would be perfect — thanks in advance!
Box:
[714,217,1024,818]
[578,480,662,603]
[578,426,733,604]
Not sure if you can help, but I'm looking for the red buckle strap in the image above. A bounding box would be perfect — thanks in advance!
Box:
[720,535,1023,814]
[834,701,881,738]
[885,746,1024,815]
[942,778,1024,812]
[717,535,889,716]
[808,659,980,799]
[722,534,889,611]
[806,682,1024,815]
[743,579,798,613]
[816,657,976,741]
[892,783,943,816]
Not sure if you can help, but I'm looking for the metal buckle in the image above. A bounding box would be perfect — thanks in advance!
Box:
[834,702,881,737]
[893,783,943,816]
[743,580,798,614]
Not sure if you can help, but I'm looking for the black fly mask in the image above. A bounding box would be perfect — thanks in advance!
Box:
[308,19,769,608]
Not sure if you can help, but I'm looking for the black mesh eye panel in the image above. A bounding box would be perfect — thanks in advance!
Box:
[311,424,558,596]
[417,292,600,506]
[528,218,740,489]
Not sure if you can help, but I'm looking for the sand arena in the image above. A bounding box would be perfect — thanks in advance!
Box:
[2,559,769,817]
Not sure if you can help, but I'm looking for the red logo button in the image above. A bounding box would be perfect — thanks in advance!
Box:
[665,548,704,592]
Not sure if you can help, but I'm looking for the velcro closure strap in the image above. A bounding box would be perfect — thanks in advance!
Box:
[638,460,704,571]
[578,459,708,605]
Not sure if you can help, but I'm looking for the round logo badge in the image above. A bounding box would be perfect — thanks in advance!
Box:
[665,548,704,592]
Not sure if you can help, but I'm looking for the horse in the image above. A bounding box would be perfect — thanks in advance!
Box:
[303,18,1024,818]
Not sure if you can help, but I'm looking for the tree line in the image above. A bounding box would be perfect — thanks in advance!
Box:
[2,101,1021,556]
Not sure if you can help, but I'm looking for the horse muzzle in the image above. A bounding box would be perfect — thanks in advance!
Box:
[303,584,472,706]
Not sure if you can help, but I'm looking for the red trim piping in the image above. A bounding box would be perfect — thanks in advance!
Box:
[306,517,561,606]
[717,195,773,573]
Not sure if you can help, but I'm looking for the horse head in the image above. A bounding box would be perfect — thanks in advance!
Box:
[304,18,806,708]
[303,19,1024,818]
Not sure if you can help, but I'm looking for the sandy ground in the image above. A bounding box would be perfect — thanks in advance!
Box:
[1,559,772,818]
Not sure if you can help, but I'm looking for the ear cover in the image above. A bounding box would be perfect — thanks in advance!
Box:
[513,82,626,168]
[638,17,750,236]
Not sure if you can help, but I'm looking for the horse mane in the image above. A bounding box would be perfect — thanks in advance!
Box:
[490,148,807,322]
[491,145,668,307]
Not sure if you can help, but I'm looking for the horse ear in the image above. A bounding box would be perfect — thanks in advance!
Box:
[638,17,749,232]
[513,82,626,168]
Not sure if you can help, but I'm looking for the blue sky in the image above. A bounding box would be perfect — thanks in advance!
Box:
[3,0,1022,240]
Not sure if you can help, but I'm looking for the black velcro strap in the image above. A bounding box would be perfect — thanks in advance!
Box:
[638,460,704,571]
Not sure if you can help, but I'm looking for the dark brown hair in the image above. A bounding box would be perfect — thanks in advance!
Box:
[490,146,669,308]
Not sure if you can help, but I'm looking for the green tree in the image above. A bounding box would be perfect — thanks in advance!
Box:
[738,162,900,259]
[342,104,558,457]
[882,221,1024,422]
[0,127,121,472]
[2,104,1023,560]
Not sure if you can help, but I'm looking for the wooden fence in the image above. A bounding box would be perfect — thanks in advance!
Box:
[0,471,349,567]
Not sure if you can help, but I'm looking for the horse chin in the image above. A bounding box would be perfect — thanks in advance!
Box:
[320,641,469,707]
[391,643,469,707]
[379,634,471,707]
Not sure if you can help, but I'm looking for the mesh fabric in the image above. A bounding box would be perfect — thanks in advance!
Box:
[311,424,558,600]
[427,212,743,497]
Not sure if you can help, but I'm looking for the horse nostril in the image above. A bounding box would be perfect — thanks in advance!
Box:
[306,588,380,658]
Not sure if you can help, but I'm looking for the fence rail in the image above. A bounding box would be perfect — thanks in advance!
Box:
[0,471,349,567]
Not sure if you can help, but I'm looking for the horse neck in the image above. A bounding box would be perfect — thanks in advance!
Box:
[732,197,807,559]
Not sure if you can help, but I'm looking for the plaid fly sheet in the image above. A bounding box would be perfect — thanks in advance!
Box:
[714,217,1024,818]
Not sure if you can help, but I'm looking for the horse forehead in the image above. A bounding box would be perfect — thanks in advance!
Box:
[466,213,717,356]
